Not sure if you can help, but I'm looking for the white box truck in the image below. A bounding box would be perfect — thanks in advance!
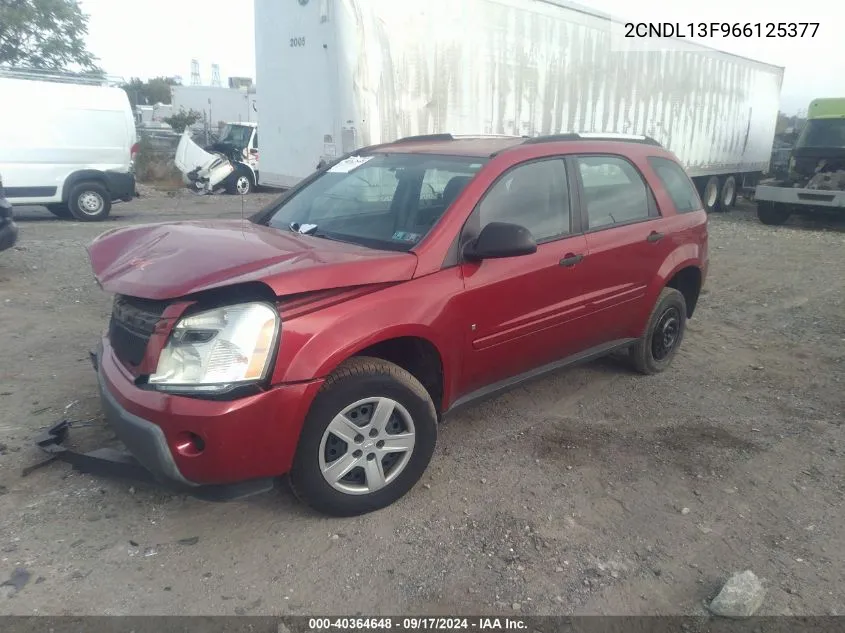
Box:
[254,0,783,212]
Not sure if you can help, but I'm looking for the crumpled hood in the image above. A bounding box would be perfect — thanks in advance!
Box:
[88,220,418,300]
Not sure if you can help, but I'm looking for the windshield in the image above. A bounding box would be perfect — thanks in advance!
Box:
[795,119,845,149]
[265,153,486,251]
[219,124,253,149]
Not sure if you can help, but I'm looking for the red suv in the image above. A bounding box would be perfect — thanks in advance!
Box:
[81,133,708,516]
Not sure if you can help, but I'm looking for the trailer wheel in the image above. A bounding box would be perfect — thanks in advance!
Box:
[720,176,737,209]
[757,201,790,226]
[700,176,722,213]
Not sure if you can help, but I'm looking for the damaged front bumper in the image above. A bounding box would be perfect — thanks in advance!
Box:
[755,184,845,209]
[30,345,276,502]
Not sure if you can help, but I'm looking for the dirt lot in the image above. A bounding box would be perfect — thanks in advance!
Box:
[0,188,843,617]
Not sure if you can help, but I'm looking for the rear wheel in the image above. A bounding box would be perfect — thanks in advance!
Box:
[700,176,722,213]
[720,175,737,209]
[68,181,111,221]
[46,203,73,219]
[757,201,790,226]
[289,357,437,517]
[630,288,687,375]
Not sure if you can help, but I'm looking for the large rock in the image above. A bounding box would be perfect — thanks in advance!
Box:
[709,570,766,617]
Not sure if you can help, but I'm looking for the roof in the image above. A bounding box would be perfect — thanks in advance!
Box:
[807,98,845,120]
[366,132,663,158]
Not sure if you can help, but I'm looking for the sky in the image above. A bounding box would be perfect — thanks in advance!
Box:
[78,0,844,115]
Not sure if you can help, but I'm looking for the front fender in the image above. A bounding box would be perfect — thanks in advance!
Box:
[269,269,466,409]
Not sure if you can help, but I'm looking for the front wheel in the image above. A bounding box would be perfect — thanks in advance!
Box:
[289,357,437,517]
[226,167,253,195]
[630,288,687,375]
[757,201,790,226]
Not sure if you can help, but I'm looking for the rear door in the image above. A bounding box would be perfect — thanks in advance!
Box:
[455,157,591,397]
[571,154,675,344]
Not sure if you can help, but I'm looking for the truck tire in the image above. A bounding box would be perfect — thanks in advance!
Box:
[720,176,737,209]
[67,181,112,221]
[757,201,790,226]
[46,203,73,219]
[700,176,722,213]
[289,356,437,517]
[226,166,253,195]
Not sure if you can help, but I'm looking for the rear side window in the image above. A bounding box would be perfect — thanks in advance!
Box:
[576,155,651,229]
[648,157,702,213]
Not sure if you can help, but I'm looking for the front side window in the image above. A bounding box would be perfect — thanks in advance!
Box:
[219,124,253,149]
[477,159,570,242]
[577,155,651,229]
[648,156,701,213]
[265,153,486,251]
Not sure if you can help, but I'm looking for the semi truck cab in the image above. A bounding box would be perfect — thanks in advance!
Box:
[755,98,845,225]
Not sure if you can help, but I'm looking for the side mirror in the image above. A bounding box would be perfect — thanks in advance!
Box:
[464,221,537,261]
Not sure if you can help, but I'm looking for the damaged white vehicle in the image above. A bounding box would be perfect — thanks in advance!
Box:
[174,122,259,195]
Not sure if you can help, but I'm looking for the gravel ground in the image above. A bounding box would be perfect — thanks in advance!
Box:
[0,189,843,616]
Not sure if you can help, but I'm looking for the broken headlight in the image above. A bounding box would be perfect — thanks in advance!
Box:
[149,302,279,393]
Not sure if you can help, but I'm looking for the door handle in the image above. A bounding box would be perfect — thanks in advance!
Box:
[646,231,664,243]
[560,253,584,267]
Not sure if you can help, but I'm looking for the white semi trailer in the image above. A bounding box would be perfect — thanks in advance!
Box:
[254,0,784,211]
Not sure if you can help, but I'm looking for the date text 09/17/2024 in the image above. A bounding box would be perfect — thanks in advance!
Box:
[624,22,819,38]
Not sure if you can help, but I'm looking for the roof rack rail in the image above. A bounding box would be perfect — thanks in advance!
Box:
[393,133,455,144]
[523,132,663,147]
[451,133,524,139]
[0,66,125,87]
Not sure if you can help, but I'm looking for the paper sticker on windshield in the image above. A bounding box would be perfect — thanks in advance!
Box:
[392,231,421,243]
[328,155,374,173]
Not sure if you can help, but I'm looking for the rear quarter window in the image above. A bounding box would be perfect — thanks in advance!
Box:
[648,157,702,213]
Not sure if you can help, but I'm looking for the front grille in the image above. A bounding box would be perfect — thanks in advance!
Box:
[108,295,169,367]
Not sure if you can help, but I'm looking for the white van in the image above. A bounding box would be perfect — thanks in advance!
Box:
[0,72,138,221]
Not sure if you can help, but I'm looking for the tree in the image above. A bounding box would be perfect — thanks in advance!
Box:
[122,76,181,106]
[164,109,202,134]
[0,0,100,72]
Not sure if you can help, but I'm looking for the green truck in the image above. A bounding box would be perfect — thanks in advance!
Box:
[755,98,845,225]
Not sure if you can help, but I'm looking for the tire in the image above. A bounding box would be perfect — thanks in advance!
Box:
[720,175,737,209]
[46,203,73,219]
[289,356,438,517]
[630,288,688,375]
[699,176,722,213]
[68,181,111,221]
[757,201,790,226]
[226,167,253,195]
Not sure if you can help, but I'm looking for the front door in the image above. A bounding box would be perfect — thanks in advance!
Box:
[454,157,592,398]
